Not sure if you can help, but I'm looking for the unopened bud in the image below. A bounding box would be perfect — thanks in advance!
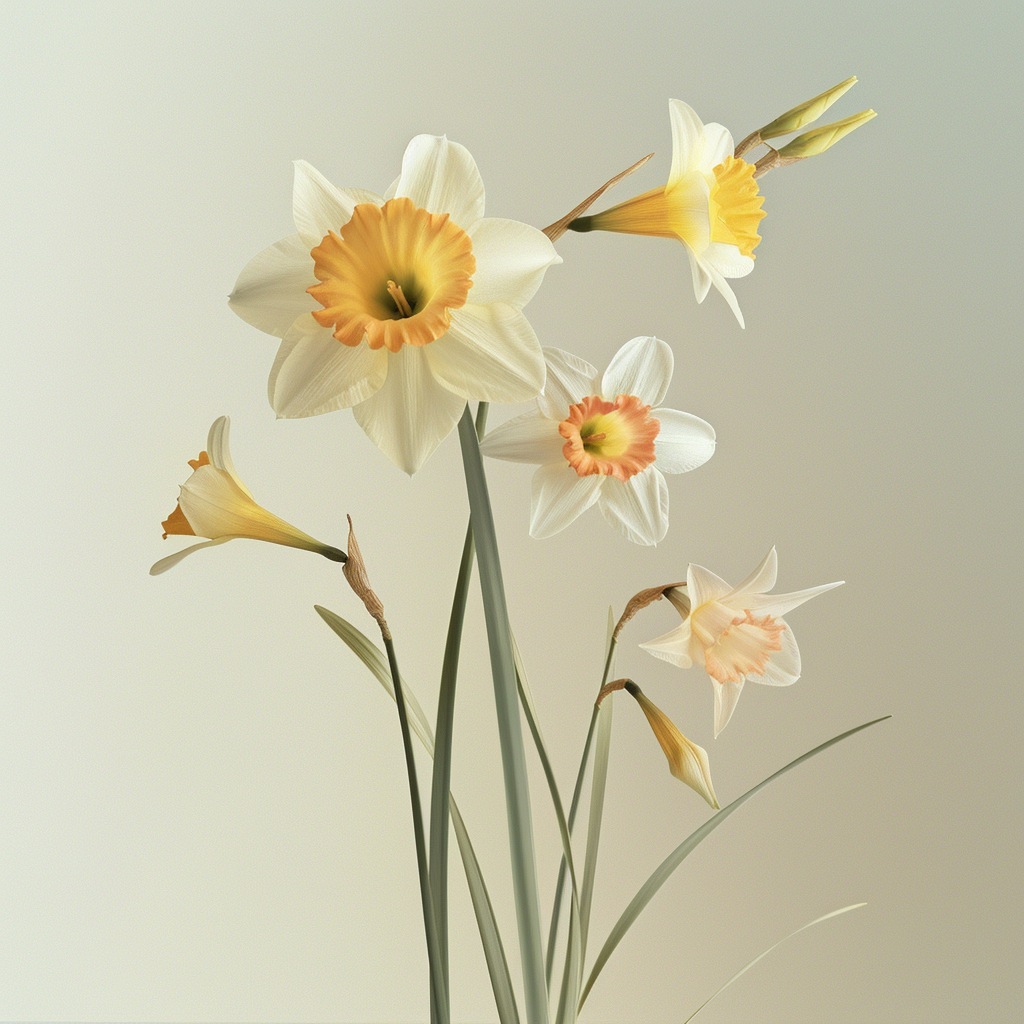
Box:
[624,682,719,809]
[777,109,877,160]
[758,76,859,141]
[342,515,387,635]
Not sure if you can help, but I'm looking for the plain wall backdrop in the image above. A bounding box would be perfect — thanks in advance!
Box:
[2,1,1021,1021]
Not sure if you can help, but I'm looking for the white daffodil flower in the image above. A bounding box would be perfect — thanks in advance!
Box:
[640,548,843,736]
[229,136,561,474]
[479,336,716,545]
[151,416,345,575]
[574,100,765,328]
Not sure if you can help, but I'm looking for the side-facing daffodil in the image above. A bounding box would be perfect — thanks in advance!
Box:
[640,548,843,736]
[479,336,716,545]
[229,136,561,474]
[151,416,345,575]
[570,100,765,328]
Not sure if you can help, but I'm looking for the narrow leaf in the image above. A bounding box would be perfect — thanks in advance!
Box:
[459,408,549,1024]
[682,904,866,1023]
[579,716,891,1008]
[314,605,520,1024]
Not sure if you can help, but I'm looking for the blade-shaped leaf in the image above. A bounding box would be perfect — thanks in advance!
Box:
[314,605,520,1024]
[682,903,866,1022]
[579,716,890,1009]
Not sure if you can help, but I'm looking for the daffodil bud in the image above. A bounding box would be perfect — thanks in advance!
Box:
[758,77,859,141]
[776,110,877,160]
[623,682,719,809]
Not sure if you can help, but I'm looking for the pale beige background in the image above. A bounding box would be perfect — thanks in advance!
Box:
[2,1,1020,1021]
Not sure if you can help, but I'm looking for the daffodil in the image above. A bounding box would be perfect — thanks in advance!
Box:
[640,548,843,736]
[229,136,561,474]
[479,336,716,545]
[151,416,345,575]
[571,100,765,328]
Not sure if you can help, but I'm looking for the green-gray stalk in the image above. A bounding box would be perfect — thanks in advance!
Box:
[458,406,549,1024]
[428,402,488,1024]
[544,635,618,990]
[383,633,450,1024]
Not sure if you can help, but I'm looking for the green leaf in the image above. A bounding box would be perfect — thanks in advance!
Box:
[682,903,866,1022]
[314,605,520,1024]
[510,634,582,1024]
[580,692,612,961]
[459,408,548,1024]
[578,716,891,1009]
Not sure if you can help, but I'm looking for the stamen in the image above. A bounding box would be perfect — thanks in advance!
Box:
[387,280,414,318]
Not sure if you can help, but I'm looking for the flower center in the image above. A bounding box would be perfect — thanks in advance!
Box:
[558,394,660,482]
[307,197,476,353]
[708,156,765,258]
[692,604,785,684]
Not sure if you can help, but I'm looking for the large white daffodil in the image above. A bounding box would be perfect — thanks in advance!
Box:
[640,548,843,736]
[575,100,765,328]
[479,336,716,545]
[151,416,345,575]
[229,136,562,474]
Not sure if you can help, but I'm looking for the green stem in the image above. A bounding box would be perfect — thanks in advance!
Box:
[544,636,618,990]
[429,402,488,1024]
[458,405,549,1024]
[383,633,450,1024]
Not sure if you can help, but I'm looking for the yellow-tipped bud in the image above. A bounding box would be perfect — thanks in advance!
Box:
[777,109,877,160]
[624,682,719,809]
[758,77,859,140]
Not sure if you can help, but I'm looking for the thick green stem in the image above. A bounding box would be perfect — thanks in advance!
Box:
[544,636,618,989]
[458,406,549,1024]
[383,634,450,1024]
[429,403,488,1024]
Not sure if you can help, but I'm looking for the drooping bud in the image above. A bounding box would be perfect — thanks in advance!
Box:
[623,682,719,809]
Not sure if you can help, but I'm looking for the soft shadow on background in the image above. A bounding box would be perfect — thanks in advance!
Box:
[3,1,1020,1021]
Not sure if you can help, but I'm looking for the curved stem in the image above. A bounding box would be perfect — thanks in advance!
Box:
[429,402,488,1021]
[383,633,450,1024]
[544,635,618,989]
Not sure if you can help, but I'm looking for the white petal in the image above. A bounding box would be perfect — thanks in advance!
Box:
[426,304,545,403]
[206,416,253,498]
[478,410,564,465]
[269,313,388,418]
[598,469,668,546]
[530,464,602,539]
[149,537,235,575]
[727,547,778,601]
[293,161,364,249]
[338,187,385,207]
[652,409,716,473]
[701,123,736,171]
[702,242,755,279]
[537,348,599,420]
[396,135,485,230]
[640,620,693,669]
[467,218,562,307]
[713,679,744,737]
[383,176,400,201]
[228,234,318,339]
[753,622,801,686]
[668,99,706,186]
[688,250,712,303]
[687,561,733,608]
[352,347,466,475]
[695,253,745,328]
[601,336,673,406]
[742,580,845,619]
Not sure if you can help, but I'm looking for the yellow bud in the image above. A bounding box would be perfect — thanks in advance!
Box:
[777,109,877,160]
[759,77,859,140]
